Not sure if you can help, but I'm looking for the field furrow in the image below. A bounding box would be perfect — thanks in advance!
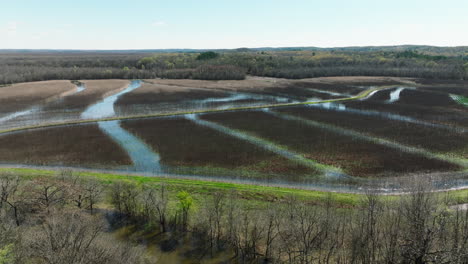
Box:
[201,110,459,177]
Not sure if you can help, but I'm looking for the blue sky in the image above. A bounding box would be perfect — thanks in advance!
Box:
[1,0,467,49]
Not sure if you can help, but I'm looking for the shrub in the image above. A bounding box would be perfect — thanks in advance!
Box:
[160,68,194,79]
[196,51,219,61]
[192,65,246,80]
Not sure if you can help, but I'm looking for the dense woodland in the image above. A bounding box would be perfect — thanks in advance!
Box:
[1,172,467,264]
[0,45,467,84]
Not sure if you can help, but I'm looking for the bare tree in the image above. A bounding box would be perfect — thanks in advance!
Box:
[449,206,468,263]
[350,192,383,264]
[263,205,279,262]
[26,177,70,215]
[399,182,448,264]
[82,179,103,214]
[22,211,145,264]
[152,184,168,233]
[0,175,25,226]
[109,182,139,220]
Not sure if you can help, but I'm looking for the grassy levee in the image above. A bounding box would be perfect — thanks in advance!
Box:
[0,85,387,136]
[451,94,468,106]
[0,167,361,207]
[2,167,468,208]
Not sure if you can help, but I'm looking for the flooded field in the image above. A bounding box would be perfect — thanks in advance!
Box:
[0,77,467,192]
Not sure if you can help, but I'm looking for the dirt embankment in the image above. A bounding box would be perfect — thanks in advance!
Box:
[0,80,76,114]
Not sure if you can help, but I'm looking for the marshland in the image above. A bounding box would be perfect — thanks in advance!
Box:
[0,46,467,263]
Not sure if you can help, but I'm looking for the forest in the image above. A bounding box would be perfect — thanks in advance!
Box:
[1,172,467,263]
[1,45,467,84]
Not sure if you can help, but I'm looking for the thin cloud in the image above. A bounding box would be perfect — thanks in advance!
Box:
[1,21,19,35]
[151,21,166,27]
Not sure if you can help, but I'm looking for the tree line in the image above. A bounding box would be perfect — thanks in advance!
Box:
[1,172,467,263]
[1,48,467,84]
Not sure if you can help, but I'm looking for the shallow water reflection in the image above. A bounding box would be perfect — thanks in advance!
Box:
[82,80,142,119]
[98,120,163,173]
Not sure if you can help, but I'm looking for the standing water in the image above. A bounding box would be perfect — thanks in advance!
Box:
[0,82,86,124]
[98,120,163,173]
[75,83,86,93]
[83,80,162,173]
[81,80,142,119]
[185,113,347,179]
[386,87,406,103]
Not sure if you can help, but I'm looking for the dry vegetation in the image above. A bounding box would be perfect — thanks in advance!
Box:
[121,117,317,181]
[1,173,467,263]
[0,80,75,115]
[116,82,226,104]
[277,106,468,157]
[345,98,468,128]
[201,111,459,177]
[44,79,130,111]
[0,125,132,168]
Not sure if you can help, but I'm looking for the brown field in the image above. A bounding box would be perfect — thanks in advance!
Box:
[277,106,468,157]
[115,82,233,116]
[201,110,459,177]
[300,76,417,85]
[344,100,468,128]
[0,80,75,115]
[413,79,468,96]
[419,86,468,97]
[44,79,130,111]
[144,76,289,91]
[366,88,466,110]
[115,82,295,116]
[121,117,318,181]
[116,82,227,105]
[0,124,132,168]
[146,76,412,93]
[142,76,411,103]
[397,89,463,109]
[291,76,411,94]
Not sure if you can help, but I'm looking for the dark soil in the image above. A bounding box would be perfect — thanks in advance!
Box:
[0,124,132,168]
[277,106,468,157]
[344,100,468,128]
[121,117,317,179]
[116,89,227,105]
[201,111,460,177]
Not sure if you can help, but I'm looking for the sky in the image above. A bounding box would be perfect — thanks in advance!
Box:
[1,0,467,50]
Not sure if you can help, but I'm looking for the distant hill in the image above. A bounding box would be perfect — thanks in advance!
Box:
[1,45,467,56]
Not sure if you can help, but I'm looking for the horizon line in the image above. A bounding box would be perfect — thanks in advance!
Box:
[1,44,467,52]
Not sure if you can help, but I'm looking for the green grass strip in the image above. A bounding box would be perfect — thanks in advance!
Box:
[450,94,468,107]
[1,167,468,207]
